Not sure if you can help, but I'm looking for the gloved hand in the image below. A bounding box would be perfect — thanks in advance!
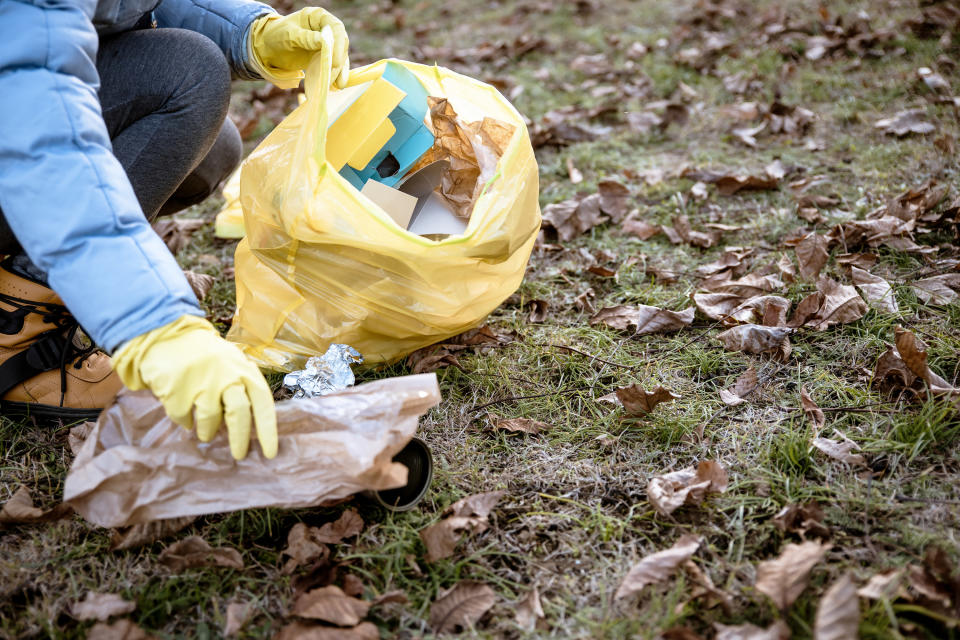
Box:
[249,7,349,89]
[112,315,278,460]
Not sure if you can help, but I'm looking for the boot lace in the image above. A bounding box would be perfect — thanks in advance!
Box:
[0,292,99,407]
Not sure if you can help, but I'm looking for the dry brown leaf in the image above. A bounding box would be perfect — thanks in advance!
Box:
[786,291,823,328]
[795,232,829,281]
[772,502,829,539]
[912,273,960,305]
[598,180,632,223]
[696,247,754,276]
[182,270,215,301]
[429,581,497,633]
[152,218,205,255]
[490,416,551,434]
[857,569,905,601]
[714,620,791,640]
[836,253,878,270]
[702,272,785,297]
[894,327,956,392]
[614,534,703,600]
[420,491,505,562]
[528,299,550,323]
[813,573,859,640]
[683,560,734,612]
[314,510,364,544]
[341,574,365,598]
[274,621,379,640]
[370,590,408,608]
[292,585,370,626]
[778,255,798,283]
[694,294,790,326]
[812,432,866,467]
[223,600,252,637]
[647,461,728,516]
[873,343,917,393]
[158,536,243,573]
[281,523,331,574]
[670,215,721,248]
[0,486,73,526]
[515,586,545,631]
[616,384,679,416]
[541,193,607,242]
[719,367,758,406]
[87,619,155,640]
[622,213,661,240]
[532,107,613,148]
[109,516,196,551]
[875,109,936,137]
[590,305,694,335]
[68,421,95,455]
[716,324,792,359]
[755,540,831,610]
[406,345,462,374]
[808,278,867,330]
[800,386,825,431]
[72,591,136,622]
[713,173,780,196]
[851,267,898,313]
[447,491,505,519]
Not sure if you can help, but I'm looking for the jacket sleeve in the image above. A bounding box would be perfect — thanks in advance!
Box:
[154,0,275,79]
[0,0,205,353]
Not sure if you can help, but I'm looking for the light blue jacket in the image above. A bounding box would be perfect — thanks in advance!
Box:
[0,0,274,352]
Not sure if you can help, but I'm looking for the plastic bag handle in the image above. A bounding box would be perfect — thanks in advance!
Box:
[303,26,335,166]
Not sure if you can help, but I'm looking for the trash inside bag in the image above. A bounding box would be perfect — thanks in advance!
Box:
[283,343,363,398]
[226,55,540,370]
[63,374,440,528]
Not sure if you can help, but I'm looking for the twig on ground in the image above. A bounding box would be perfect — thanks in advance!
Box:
[547,344,635,370]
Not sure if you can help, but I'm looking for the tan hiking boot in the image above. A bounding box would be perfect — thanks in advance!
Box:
[0,259,122,422]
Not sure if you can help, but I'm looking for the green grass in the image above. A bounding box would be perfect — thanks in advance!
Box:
[4,0,960,637]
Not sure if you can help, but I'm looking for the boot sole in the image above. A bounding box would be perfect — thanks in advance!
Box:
[0,400,101,425]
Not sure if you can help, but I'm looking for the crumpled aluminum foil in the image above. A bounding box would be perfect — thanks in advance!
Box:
[282,344,364,398]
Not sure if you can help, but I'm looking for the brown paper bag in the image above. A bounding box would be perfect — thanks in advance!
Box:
[64,374,440,527]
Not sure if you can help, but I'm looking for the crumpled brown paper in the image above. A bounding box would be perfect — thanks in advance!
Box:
[64,374,440,528]
[409,97,516,219]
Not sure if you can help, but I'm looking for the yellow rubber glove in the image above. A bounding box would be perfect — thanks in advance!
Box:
[249,7,349,89]
[112,315,278,460]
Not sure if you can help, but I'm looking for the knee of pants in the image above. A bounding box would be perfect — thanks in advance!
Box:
[165,29,233,128]
[156,118,243,217]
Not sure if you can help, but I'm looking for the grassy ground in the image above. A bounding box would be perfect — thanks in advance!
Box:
[3,0,960,637]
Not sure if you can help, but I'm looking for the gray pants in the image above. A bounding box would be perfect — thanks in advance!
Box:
[0,27,242,254]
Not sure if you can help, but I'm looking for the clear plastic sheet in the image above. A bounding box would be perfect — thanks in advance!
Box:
[63,374,440,527]
[283,343,363,398]
[226,57,541,370]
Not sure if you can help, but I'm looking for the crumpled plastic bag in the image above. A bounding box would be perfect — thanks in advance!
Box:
[63,374,440,528]
[408,97,516,219]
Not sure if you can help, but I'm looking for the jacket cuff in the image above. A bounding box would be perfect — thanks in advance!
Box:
[234,5,277,80]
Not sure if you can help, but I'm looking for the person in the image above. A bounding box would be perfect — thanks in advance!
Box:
[0,0,349,460]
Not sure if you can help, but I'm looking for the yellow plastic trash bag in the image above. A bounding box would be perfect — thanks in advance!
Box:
[226,51,540,369]
[213,167,244,239]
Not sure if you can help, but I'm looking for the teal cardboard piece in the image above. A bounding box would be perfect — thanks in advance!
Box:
[338,62,435,190]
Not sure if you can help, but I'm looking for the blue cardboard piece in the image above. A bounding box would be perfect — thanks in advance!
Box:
[338,62,435,189]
